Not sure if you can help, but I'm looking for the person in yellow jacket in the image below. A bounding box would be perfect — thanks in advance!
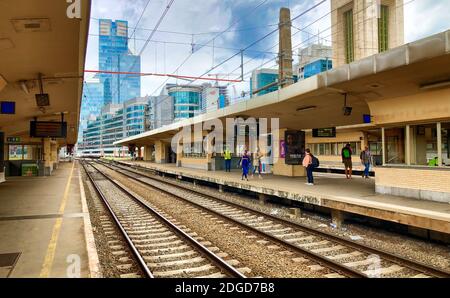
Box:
[224,147,232,172]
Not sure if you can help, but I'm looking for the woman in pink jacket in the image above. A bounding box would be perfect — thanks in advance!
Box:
[302,148,314,186]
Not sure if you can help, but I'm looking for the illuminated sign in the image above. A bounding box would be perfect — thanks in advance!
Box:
[284,130,305,165]
[0,101,15,114]
[7,137,21,143]
[30,121,67,138]
[312,127,336,138]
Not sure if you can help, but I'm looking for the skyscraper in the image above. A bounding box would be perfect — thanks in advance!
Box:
[77,78,104,144]
[98,19,141,105]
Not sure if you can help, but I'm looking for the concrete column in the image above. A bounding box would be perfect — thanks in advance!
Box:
[154,140,167,164]
[144,145,154,161]
[278,8,294,88]
[51,142,58,170]
[137,146,142,159]
[218,185,224,193]
[381,127,386,165]
[43,139,52,175]
[405,125,411,165]
[331,210,345,228]
[437,122,442,166]
[272,128,306,177]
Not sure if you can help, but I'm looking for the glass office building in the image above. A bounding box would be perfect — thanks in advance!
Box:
[168,85,202,121]
[250,69,279,97]
[77,78,104,144]
[80,97,151,156]
[98,19,141,105]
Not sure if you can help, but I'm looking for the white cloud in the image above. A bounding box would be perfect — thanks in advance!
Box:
[85,0,450,100]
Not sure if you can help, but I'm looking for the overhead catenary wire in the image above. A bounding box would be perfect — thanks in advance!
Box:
[149,0,328,113]
[109,0,176,103]
[147,0,271,107]
[226,0,416,102]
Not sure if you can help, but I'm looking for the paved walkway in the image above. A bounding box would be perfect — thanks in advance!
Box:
[0,161,99,278]
[120,161,450,234]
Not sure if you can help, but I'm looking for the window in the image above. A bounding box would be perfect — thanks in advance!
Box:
[442,123,450,166]
[410,124,437,166]
[378,5,389,52]
[344,9,354,63]
[385,127,405,164]
[8,145,41,160]
[8,145,22,160]
[308,142,361,156]
[23,145,40,160]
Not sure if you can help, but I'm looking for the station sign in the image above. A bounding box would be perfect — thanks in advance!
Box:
[312,127,336,138]
[30,121,67,138]
[6,137,21,143]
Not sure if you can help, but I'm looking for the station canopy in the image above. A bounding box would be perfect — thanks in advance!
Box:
[0,0,91,145]
[115,30,450,147]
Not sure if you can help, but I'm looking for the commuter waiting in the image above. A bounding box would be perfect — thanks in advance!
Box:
[224,146,232,172]
[239,150,251,181]
[252,148,263,179]
[360,146,372,179]
[341,143,353,179]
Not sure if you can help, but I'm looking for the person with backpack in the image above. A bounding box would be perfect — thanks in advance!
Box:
[341,143,353,179]
[303,148,318,186]
[360,146,372,179]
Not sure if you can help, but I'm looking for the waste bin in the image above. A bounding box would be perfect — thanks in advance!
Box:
[21,164,39,177]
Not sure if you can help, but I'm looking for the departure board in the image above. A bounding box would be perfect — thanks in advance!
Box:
[30,121,67,138]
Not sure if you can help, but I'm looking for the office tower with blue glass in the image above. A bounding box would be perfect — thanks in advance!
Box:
[98,19,141,105]
[250,68,279,98]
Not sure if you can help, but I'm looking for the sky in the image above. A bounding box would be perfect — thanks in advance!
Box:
[84,0,450,99]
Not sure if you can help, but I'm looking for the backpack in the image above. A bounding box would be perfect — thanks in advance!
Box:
[311,155,320,168]
[343,148,351,159]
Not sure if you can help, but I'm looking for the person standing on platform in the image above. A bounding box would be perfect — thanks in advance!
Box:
[224,147,232,172]
[239,150,250,181]
[341,143,353,179]
[303,148,314,185]
[252,148,263,179]
[360,146,372,179]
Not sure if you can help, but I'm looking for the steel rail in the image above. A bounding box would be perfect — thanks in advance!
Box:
[82,161,154,278]
[99,161,367,278]
[106,160,450,278]
[88,161,246,278]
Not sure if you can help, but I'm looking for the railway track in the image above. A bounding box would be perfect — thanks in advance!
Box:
[82,161,246,278]
[99,159,450,278]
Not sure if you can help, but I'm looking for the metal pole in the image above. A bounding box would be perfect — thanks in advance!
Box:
[240,50,244,81]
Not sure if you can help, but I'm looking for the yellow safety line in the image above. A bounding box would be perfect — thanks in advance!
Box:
[39,162,75,278]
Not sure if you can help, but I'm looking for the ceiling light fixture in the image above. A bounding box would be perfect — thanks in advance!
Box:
[296,105,317,112]
[420,80,450,91]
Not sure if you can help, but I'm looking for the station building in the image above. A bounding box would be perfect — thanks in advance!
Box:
[115,0,450,203]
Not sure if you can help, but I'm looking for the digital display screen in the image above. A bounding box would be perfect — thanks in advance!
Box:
[30,121,67,138]
[0,101,15,114]
[312,127,336,138]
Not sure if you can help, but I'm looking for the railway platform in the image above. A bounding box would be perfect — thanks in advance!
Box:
[116,160,450,239]
[0,161,100,277]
